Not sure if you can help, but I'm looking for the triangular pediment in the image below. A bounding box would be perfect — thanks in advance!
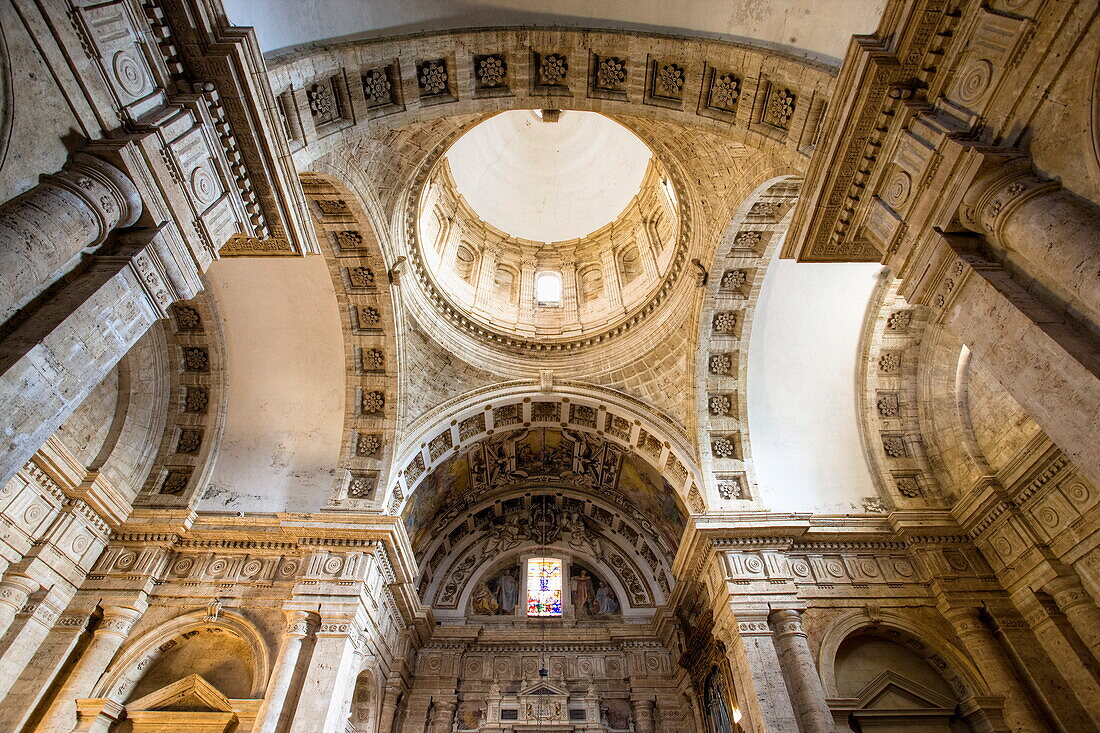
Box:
[518,680,568,697]
[855,670,956,711]
[126,673,234,713]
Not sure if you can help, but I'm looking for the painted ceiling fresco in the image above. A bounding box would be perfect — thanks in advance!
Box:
[403,428,687,552]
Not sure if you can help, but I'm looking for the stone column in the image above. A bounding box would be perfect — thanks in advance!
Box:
[38,606,143,733]
[0,153,142,324]
[940,606,1050,732]
[638,225,660,280]
[1045,576,1100,664]
[769,609,833,733]
[473,245,498,311]
[0,225,196,488]
[0,609,94,732]
[909,233,1100,490]
[427,698,456,733]
[0,574,40,640]
[289,617,360,733]
[0,594,68,701]
[631,698,657,733]
[376,682,403,733]
[255,610,314,733]
[1014,590,1100,729]
[959,160,1100,328]
[724,613,799,733]
[560,261,580,327]
[518,259,537,327]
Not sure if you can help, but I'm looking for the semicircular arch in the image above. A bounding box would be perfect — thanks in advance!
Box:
[386,380,706,523]
[92,608,271,702]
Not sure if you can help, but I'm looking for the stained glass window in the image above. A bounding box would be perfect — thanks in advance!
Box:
[526,557,563,617]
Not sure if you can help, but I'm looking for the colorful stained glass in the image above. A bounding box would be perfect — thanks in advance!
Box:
[526,557,563,617]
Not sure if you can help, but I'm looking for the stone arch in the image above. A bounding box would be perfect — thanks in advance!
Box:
[418,487,672,617]
[816,609,992,704]
[299,171,401,508]
[694,175,800,508]
[856,277,943,509]
[268,28,834,174]
[131,289,228,509]
[92,608,271,703]
[387,380,705,520]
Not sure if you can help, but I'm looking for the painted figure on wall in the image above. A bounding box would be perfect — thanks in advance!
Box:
[497,567,518,613]
[595,580,619,614]
[569,564,621,617]
[471,564,521,616]
[601,699,633,730]
[571,568,595,614]
[456,699,485,730]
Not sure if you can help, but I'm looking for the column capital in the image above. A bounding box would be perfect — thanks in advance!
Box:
[97,606,143,638]
[769,608,807,638]
[1045,575,1093,614]
[282,609,315,638]
[0,575,41,610]
[958,155,1057,237]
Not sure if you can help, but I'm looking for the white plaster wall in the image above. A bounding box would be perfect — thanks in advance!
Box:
[445,111,652,242]
[746,259,882,512]
[222,0,887,63]
[201,257,345,513]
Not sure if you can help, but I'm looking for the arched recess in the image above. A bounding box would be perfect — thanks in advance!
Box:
[694,176,800,509]
[817,609,997,727]
[131,289,228,510]
[416,487,673,619]
[92,608,271,703]
[299,172,400,508]
[386,380,706,524]
[52,321,173,509]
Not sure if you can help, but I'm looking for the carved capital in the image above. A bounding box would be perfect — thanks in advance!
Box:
[768,608,806,638]
[283,609,314,638]
[45,153,143,247]
[958,157,1058,237]
[96,606,143,638]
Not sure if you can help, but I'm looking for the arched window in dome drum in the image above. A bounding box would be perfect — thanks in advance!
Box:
[454,244,477,282]
[535,271,562,306]
[618,244,641,284]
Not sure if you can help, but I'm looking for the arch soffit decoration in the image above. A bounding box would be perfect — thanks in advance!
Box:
[417,487,674,613]
[267,28,836,174]
[816,608,993,703]
[132,289,228,510]
[299,171,401,508]
[694,175,801,510]
[92,608,271,702]
[386,381,705,520]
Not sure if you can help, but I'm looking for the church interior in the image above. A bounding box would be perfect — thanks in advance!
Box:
[0,0,1099,731]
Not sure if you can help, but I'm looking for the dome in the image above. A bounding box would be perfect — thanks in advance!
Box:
[413,111,685,349]
[444,111,653,242]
